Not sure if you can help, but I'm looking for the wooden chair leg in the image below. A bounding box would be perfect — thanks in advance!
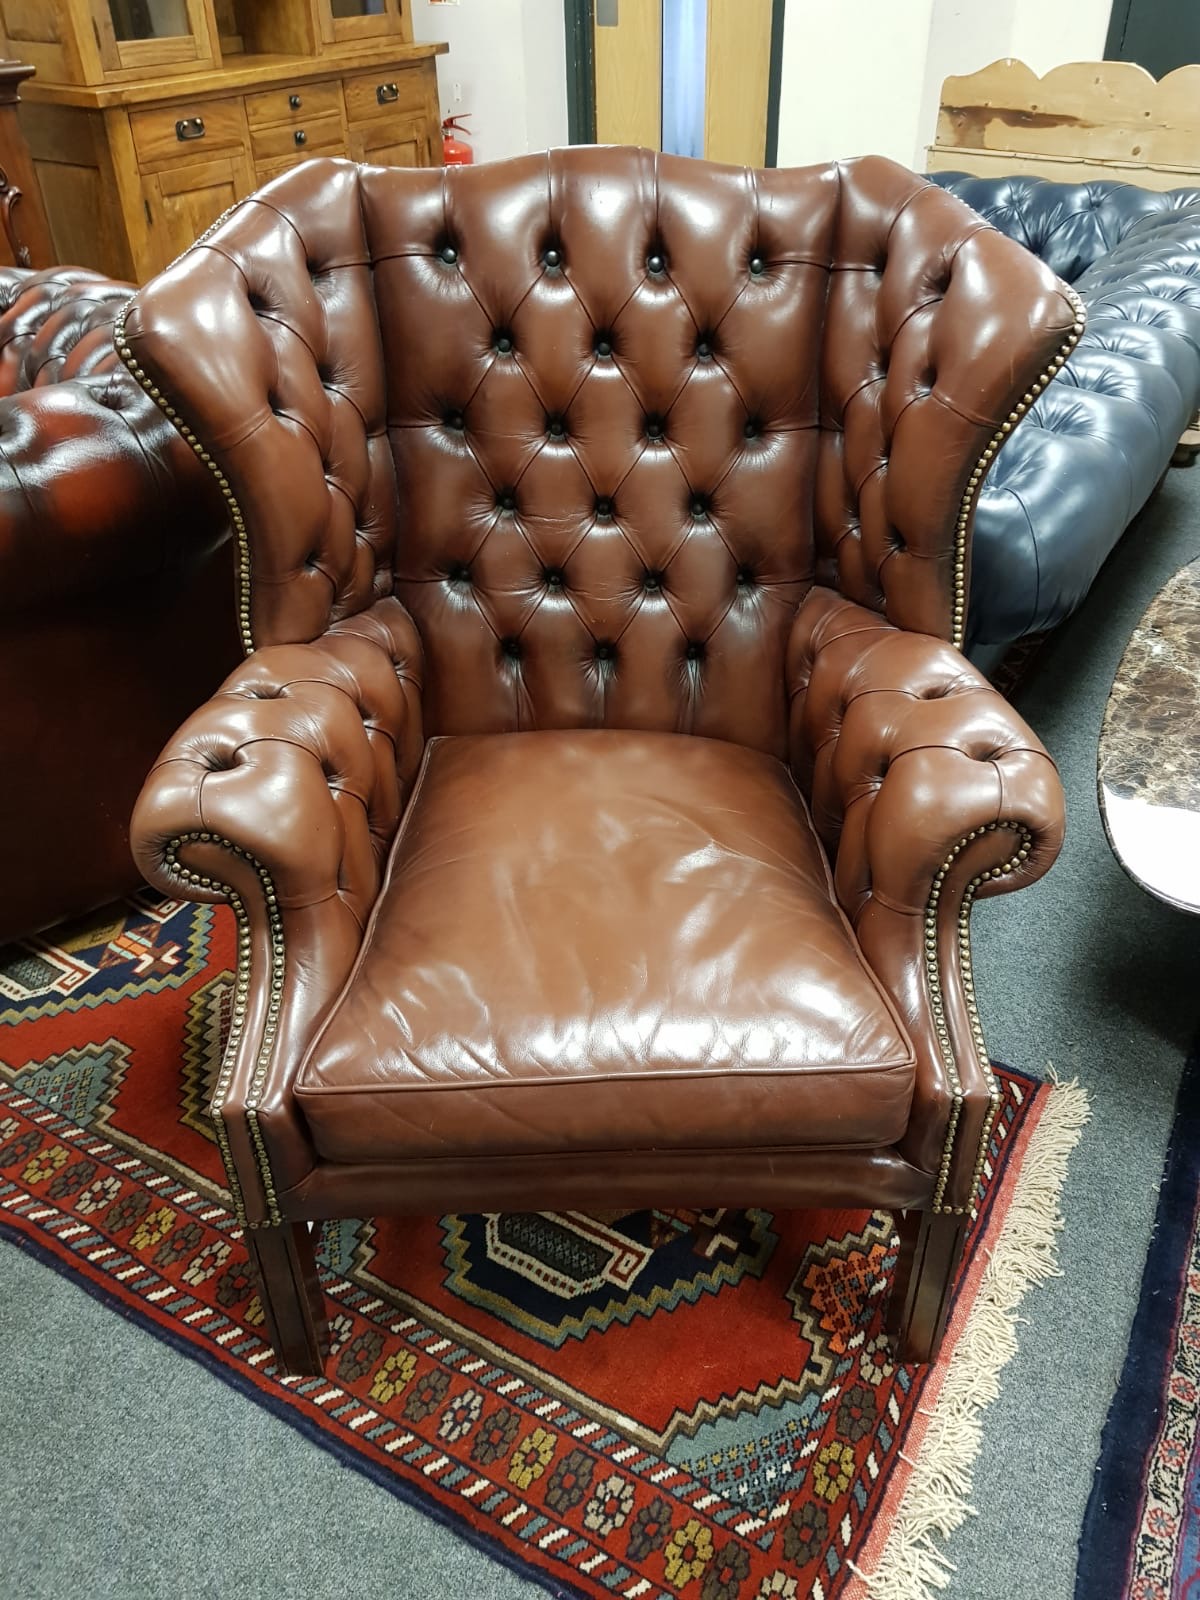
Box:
[243,1220,329,1376]
[886,1209,968,1364]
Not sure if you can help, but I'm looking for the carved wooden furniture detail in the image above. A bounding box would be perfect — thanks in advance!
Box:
[0,59,55,267]
[927,58,1200,191]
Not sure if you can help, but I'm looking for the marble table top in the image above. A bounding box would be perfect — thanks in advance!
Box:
[1098,554,1200,913]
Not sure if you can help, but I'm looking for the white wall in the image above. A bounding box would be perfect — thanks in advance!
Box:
[1011,0,1112,72]
[410,0,569,165]
[775,0,1115,172]
[521,0,571,155]
[775,0,936,168]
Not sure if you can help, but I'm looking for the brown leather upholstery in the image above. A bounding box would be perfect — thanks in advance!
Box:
[0,267,237,945]
[122,151,1077,1371]
[297,730,915,1162]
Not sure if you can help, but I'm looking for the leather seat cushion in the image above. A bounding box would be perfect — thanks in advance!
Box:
[295,729,916,1162]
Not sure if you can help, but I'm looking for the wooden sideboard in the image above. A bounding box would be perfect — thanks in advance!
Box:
[16,40,446,279]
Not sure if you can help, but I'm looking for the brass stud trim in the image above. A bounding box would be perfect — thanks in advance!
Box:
[927,820,1031,1214]
[951,285,1086,650]
[115,277,255,657]
[160,832,285,1226]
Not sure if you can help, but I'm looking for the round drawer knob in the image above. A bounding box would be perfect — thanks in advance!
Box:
[294,129,307,146]
[289,94,302,110]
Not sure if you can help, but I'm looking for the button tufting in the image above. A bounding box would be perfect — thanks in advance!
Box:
[543,246,562,268]
[643,569,663,592]
[594,332,613,357]
[547,415,566,439]
[494,331,514,354]
[646,416,664,440]
[736,565,755,587]
[685,641,705,661]
[446,410,465,431]
[501,637,521,660]
[497,490,517,511]
[690,494,709,518]
[448,562,471,584]
[439,245,458,265]
[743,418,761,439]
[595,641,615,662]
[544,567,564,589]
[595,496,614,518]
[647,252,666,274]
[749,254,767,276]
[696,337,713,358]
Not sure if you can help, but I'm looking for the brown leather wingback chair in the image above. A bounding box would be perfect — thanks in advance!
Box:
[0,267,238,945]
[120,151,1082,1376]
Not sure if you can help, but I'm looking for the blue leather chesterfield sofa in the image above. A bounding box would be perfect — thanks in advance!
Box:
[929,173,1200,648]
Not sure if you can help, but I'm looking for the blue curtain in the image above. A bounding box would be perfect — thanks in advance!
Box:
[661,0,707,159]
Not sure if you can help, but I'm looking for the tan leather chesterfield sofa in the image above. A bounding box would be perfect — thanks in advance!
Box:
[119,149,1082,1374]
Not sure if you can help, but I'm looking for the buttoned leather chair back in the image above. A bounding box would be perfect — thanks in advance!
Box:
[119,151,1074,761]
[116,150,1082,1374]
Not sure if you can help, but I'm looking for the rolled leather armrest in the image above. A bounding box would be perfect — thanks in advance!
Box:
[0,370,224,614]
[130,606,424,1222]
[788,587,1065,1210]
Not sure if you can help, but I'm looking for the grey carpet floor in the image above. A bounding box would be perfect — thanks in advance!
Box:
[3,470,1200,1599]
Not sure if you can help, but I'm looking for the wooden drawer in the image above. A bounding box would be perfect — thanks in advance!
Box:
[245,80,344,132]
[131,98,248,169]
[343,67,427,125]
[250,112,345,165]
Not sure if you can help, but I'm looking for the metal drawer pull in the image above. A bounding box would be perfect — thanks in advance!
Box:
[294,129,307,146]
[175,116,206,142]
[289,94,302,109]
[377,82,399,105]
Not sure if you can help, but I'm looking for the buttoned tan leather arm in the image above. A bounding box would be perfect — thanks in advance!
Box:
[130,601,423,1223]
[788,587,1065,1211]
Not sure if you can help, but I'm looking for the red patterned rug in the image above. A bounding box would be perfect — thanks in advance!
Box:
[0,895,1086,1600]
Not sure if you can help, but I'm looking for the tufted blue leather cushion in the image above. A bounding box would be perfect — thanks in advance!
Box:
[930,173,1200,645]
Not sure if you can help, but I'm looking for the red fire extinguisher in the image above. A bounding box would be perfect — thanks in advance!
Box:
[442,115,474,166]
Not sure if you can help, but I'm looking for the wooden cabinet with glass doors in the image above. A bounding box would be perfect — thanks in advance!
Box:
[0,0,446,278]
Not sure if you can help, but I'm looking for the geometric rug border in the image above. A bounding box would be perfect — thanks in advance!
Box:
[1073,1031,1200,1600]
[0,1062,1050,1600]
[0,1215,590,1600]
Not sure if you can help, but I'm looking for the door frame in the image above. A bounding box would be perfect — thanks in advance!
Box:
[564,0,788,166]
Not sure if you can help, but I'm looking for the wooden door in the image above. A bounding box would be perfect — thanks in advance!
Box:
[591,0,778,165]
[594,0,661,148]
[140,148,253,274]
[703,0,773,166]
[348,110,434,168]
[1106,0,1200,79]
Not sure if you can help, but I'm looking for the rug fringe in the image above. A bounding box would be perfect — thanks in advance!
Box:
[854,1077,1091,1600]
